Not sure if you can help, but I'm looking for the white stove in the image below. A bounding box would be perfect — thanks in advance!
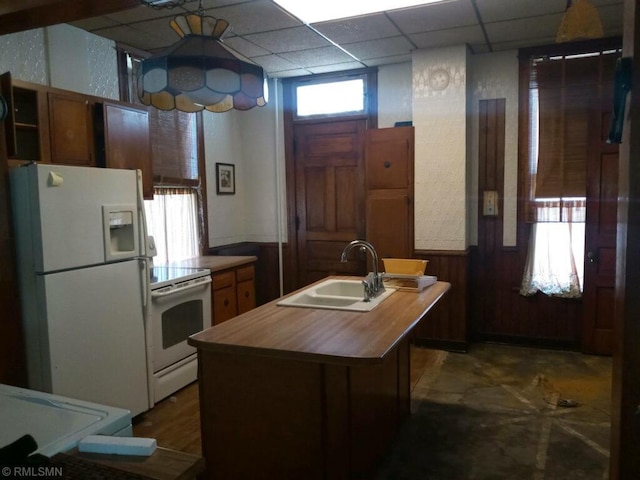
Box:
[147,266,212,404]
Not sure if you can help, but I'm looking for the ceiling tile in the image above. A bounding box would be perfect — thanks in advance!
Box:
[252,53,300,72]
[71,16,121,31]
[475,0,564,23]
[278,45,358,68]
[95,25,169,51]
[244,26,330,53]
[223,36,271,57]
[388,0,477,35]
[104,5,186,25]
[410,25,486,50]
[362,54,412,67]
[307,62,366,74]
[269,68,313,78]
[343,36,414,61]
[312,13,401,44]
[484,14,562,45]
[202,0,301,36]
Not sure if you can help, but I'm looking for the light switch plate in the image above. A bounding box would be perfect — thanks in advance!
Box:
[483,190,499,216]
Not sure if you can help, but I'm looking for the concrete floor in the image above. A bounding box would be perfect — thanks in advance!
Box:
[375,343,612,480]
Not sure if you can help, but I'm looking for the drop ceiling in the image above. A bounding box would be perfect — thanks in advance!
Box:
[70,0,624,78]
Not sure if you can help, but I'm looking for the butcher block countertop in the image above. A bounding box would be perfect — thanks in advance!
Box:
[168,255,256,272]
[189,277,450,366]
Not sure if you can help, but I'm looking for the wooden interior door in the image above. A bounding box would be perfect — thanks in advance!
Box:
[294,119,367,287]
[582,80,619,355]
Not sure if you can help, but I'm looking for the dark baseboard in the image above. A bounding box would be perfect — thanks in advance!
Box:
[471,333,581,352]
[413,338,469,353]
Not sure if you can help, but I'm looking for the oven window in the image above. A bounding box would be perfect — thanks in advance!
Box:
[161,300,204,349]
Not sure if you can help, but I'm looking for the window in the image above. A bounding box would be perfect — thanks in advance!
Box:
[145,187,200,265]
[294,75,367,118]
[519,41,620,298]
[117,46,206,264]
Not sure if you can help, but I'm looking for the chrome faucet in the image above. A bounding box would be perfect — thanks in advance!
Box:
[340,240,385,302]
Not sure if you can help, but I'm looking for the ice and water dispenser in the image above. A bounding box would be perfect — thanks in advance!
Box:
[102,205,139,262]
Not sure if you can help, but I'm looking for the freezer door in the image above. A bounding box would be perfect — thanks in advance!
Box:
[35,260,150,416]
[10,163,140,273]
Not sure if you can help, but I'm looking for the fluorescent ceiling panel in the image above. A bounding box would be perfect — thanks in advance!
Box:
[274,0,452,24]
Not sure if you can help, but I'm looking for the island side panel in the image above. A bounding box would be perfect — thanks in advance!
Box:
[197,350,325,479]
[348,336,410,478]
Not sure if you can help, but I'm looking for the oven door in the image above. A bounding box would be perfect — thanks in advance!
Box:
[150,276,212,373]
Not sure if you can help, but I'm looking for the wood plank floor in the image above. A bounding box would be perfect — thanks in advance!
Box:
[132,346,443,455]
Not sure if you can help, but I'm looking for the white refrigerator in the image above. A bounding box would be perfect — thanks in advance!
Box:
[10,163,152,417]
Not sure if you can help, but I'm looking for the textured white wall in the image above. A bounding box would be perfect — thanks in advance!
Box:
[0,24,118,99]
[204,78,286,248]
[0,29,48,85]
[378,62,412,128]
[412,46,469,251]
[46,24,119,99]
[469,50,519,247]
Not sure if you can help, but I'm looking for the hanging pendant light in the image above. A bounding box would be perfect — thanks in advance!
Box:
[136,3,268,113]
[556,0,604,43]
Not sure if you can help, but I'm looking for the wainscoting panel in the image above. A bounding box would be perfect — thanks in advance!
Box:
[412,250,469,352]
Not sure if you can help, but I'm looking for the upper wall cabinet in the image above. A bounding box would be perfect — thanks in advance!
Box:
[96,102,152,198]
[1,73,50,163]
[0,72,153,198]
[365,126,415,267]
[48,91,94,166]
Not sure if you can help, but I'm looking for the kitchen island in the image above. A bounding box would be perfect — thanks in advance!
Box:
[188,277,450,479]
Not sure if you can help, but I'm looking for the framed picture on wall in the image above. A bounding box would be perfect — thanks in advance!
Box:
[216,163,235,195]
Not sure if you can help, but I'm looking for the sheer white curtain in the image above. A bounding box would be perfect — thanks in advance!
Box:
[144,187,199,265]
[520,199,585,298]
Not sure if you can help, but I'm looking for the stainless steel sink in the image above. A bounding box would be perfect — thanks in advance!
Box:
[276,278,396,312]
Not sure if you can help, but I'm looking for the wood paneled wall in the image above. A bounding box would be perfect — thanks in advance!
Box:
[412,250,469,352]
[472,98,583,349]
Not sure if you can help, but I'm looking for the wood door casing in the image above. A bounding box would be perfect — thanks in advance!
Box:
[294,120,367,287]
[582,102,618,355]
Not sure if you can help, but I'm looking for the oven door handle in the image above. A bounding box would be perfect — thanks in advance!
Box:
[151,277,212,298]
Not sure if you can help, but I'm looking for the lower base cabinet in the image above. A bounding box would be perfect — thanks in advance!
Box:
[212,264,256,325]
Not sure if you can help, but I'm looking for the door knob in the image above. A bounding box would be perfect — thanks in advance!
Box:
[384,161,391,168]
[587,251,597,263]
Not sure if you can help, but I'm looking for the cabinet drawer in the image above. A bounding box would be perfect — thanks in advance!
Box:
[212,271,235,290]
[236,265,255,282]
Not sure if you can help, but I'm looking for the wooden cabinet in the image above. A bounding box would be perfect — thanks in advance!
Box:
[0,73,153,197]
[365,126,414,268]
[1,72,50,164]
[48,91,95,166]
[212,264,256,325]
[98,102,152,198]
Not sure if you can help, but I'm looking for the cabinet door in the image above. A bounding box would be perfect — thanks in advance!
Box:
[365,126,413,189]
[48,92,94,166]
[212,271,237,325]
[237,280,256,315]
[365,126,414,268]
[103,102,153,199]
[366,192,412,261]
[1,72,51,164]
